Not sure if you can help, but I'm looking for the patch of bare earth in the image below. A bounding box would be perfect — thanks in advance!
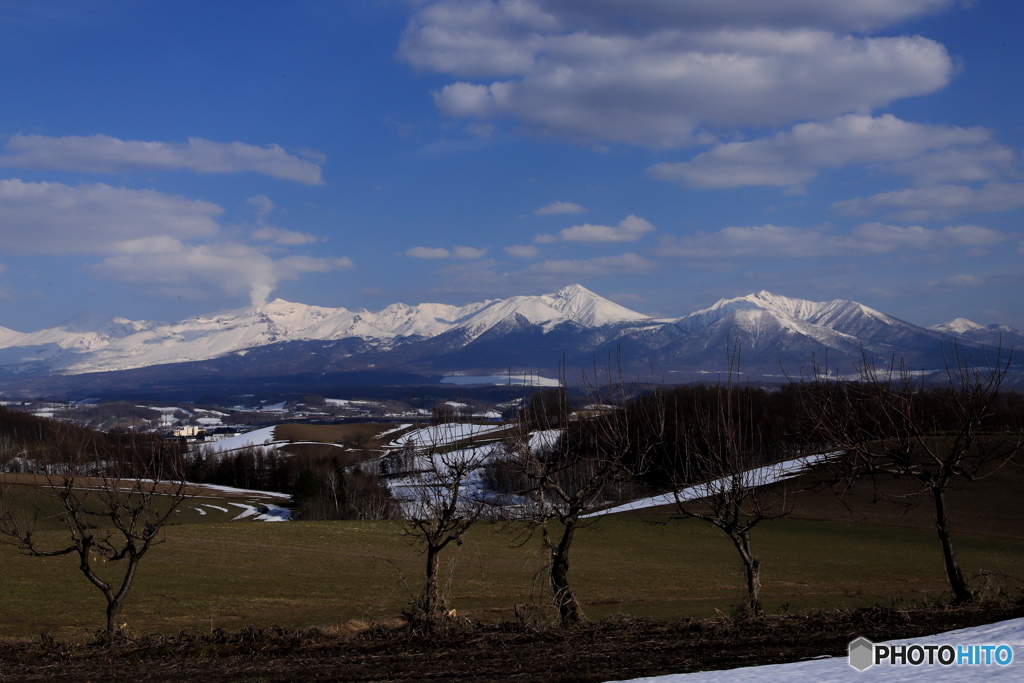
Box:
[2,603,1022,682]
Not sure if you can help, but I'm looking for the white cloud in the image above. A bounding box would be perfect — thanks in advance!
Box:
[504,244,539,258]
[402,1,954,148]
[548,215,656,243]
[537,1,956,33]
[0,179,347,305]
[251,226,320,246]
[648,114,1006,189]
[407,245,488,259]
[850,223,1009,251]
[657,222,1012,260]
[534,201,587,215]
[0,179,221,254]
[452,245,488,259]
[0,134,324,184]
[528,252,657,276]
[832,182,1024,221]
[407,246,452,259]
[247,194,275,215]
[93,238,352,307]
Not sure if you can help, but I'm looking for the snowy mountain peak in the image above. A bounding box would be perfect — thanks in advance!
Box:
[929,318,986,335]
[541,284,650,327]
[58,311,156,338]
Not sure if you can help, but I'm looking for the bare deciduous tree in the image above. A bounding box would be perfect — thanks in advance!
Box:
[804,344,1023,603]
[666,374,790,617]
[0,444,191,638]
[390,427,490,627]
[502,367,662,627]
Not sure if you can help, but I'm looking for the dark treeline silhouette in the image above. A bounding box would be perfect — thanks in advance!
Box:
[183,446,391,520]
[0,405,186,477]
[605,382,1024,492]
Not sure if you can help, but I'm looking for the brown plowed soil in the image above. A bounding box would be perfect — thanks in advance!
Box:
[1,603,1021,682]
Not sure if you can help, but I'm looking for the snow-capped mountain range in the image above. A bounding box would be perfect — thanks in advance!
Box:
[0,285,1019,383]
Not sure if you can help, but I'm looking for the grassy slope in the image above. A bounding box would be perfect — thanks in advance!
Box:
[3,516,1023,640]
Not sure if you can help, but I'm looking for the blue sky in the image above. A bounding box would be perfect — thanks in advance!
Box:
[0,0,1022,331]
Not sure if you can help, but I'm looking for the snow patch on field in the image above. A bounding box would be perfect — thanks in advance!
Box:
[390,423,509,449]
[604,617,1024,682]
[191,482,290,499]
[589,452,840,517]
[200,426,280,453]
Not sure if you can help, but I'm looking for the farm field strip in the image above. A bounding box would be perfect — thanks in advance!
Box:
[3,516,1023,640]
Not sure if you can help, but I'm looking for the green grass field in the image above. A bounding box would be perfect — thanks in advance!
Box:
[3,516,1023,641]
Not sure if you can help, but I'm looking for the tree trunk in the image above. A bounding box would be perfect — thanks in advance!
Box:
[547,520,583,627]
[729,530,762,616]
[106,598,124,637]
[932,485,971,603]
[417,544,446,621]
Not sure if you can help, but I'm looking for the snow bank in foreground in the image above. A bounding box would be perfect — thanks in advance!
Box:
[587,452,840,517]
[605,617,1024,682]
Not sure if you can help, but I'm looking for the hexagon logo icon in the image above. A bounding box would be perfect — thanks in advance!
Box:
[849,637,875,671]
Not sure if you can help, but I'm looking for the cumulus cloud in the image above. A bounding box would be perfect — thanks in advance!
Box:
[0,179,348,305]
[504,244,539,258]
[0,179,221,254]
[534,201,587,215]
[401,1,954,148]
[538,215,656,243]
[93,238,352,307]
[407,246,451,259]
[648,114,1008,189]
[247,194,275,216]
[849,223,1009,251]
[251,226,320,246]
[407,245,488,259]
[657,222,1012,260]
[452,245,488,259]
[538,1,956,33]
[528,252,657,276]
[0,134,324,184]
[832,182,1024,221]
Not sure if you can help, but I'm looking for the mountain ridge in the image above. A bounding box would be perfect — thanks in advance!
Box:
[0,286,1018,383]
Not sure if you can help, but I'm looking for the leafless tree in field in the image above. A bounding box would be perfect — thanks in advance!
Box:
[0,441,191,638]
[803,343,1022,603]
[390,426,490,627]
[501,364,662,627]
[665,365,790,617]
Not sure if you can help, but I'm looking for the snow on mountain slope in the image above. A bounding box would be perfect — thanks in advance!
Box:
[0,312,158,352]
[0,287,1012,378]
[3,285,651,374]
[542,284,651,328]
[0,325,19,345]
[675,291,937,344]
[928,319,1024,349]
[930,318,988,335]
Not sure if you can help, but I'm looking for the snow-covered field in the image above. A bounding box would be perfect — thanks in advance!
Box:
[605,617,1023,682]
[588,452,839,517]
[387,423,510,449]
[198,425,280,453]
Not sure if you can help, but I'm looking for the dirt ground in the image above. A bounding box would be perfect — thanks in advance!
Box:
[1,602,1022,683]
